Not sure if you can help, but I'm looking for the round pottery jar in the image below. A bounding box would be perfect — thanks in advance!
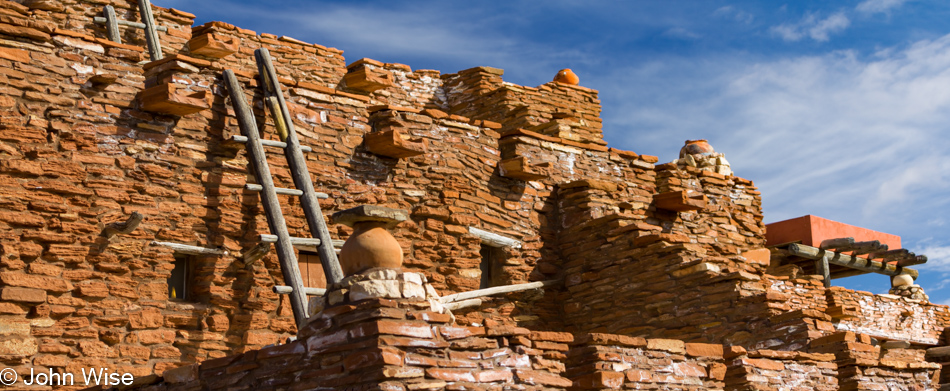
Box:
[339,221,404,276]
[891,273,914,287]
[680,139,715,158]
[553,69,579,85]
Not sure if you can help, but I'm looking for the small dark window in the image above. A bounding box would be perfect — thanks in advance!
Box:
[168,255,191,300]
[298,250,327,289]
[480,245,503,289]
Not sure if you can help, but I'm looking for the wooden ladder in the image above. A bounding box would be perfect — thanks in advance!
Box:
[222,48,344,329]
[95,1,164,61]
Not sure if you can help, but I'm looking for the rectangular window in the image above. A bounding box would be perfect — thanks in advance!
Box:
[168,255,190,301]
[480,245,503,289]
[298,251,327,289]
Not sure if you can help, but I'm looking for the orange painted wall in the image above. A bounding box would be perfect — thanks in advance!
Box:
[766,215,901,249]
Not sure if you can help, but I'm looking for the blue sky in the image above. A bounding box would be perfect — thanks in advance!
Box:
[156,0,950,302]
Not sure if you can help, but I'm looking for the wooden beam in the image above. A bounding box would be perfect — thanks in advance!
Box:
[816,257,831,288]
[273,285,326,296]
[226,135,313,152]
[256,48,344,285]
[136,0,162,61]
[468,227,522,248]
[224,69,308,329]
[787,243,918,279]
[819,237,854,250]
[439,280,559,303]
[151,241,227,255]
[93,17,169,32]
[443,298,482,311]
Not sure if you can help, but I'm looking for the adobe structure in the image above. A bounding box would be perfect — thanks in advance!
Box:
[0,0,949,390]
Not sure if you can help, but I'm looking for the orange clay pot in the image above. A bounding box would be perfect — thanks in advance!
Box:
[339,221,404,276]
[679,139,715,158]
[553,69,579,85]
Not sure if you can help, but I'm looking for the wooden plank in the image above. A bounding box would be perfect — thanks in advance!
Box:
[273,285,326,296]
[103,6,121,43]
[136,0,162,61]
[819,237,854,250]
[438,280,559,303]
[832,240,887,255]
[256,48,344,285]
[151,241,227,255]
[93,16,168,32]
[224,69,308,328]
[787,243,918,279]
[897,255,927,267]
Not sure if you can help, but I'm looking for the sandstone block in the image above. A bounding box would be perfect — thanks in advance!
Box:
[1,286,46,303]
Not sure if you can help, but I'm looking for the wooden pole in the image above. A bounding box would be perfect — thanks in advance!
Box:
[255,48,344,285]
[815,257,831,288]
[443,298,482,311]
[224,70,309,328]
[103,6,121,43]
[787,243,918,279]
[438,280,559,303]
[136,0,162,61]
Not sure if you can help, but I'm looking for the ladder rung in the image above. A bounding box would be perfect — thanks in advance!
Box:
[229,135,313,152]
[294,239,345,254]
[245,184,302,196]
[259,234,321,247]
[244,184,328,198]
[93,16,169,32]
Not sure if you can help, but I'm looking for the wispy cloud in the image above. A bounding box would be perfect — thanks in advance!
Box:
[856,0,911,14]
[662,27,701,40]
[771,12,851,42]
[713,6,754,24]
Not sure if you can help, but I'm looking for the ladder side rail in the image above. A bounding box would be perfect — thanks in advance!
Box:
[255,48,345,284]
[223,70,309,328]
[136,0,163,61]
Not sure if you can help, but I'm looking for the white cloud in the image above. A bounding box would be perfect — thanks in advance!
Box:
[856,0,910,14]
[772,12,851,42]
[917,244,950,272]
[713,6,754,24]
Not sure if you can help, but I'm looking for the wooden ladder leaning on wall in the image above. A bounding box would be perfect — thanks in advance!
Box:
[222,48,345,330]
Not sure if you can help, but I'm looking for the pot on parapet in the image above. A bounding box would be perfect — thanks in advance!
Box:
[331,205,410,276]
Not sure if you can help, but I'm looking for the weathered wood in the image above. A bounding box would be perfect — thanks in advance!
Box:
[897,255,927,267]
[468,227,522,248]
[151,241,227,255]
[103,211,142,237]
[256,48,344,285]
[787,243,918,279]
[227,135,313,152]
[244,184,306,197]
[224,69,308,329]
[243,243,270,264]
[816,257,831,288]
[443,298,482,311]
[832,240,887,255]
[273,285,326,296]
[818,237,854,250]
[259,234,321,247]
[871,249,910,260]
[93,16,168,32]
[102,6,121,43]
[439,280,559,303]
[136,0,162,61]
[265,96,288,141]
[926,346,950,359]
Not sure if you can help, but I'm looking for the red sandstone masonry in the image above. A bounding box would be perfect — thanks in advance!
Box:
[1,1,950,389]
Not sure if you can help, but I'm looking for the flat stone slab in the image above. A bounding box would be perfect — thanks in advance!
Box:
[331,205,409,227]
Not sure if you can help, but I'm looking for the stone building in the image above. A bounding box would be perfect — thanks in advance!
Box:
[0,0,948,390]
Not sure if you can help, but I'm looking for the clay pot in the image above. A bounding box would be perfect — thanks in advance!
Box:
[553,69,579,85]
[679,139,715,158]
[339,221,404,276]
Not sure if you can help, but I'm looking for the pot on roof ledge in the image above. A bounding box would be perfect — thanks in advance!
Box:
[332,205,409,276]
